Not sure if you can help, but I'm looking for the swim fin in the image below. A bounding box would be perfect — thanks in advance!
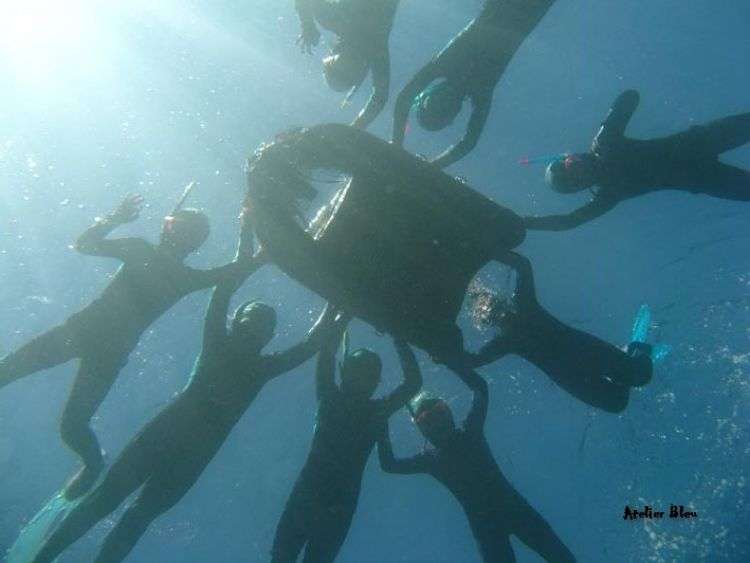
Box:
[630,304,671,363]
[6,489,81,563]
[630,304,651,344]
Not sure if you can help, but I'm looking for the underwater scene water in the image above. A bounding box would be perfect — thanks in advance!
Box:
[0,1,748,561]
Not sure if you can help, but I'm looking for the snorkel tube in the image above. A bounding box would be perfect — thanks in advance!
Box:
[518,153,570,166]
[170,181,198,216]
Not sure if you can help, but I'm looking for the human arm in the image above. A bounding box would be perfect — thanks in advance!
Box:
[202,211,264,348]
[377,423,432,475]
[75,194,148,259]
[523,194,618,231]
[186,207,265,290]
[380,339,423,418]
[314,311,347,402]
[294,0,320,53]
[392,60,443,145]
[467,337,513,367]
[460,368,489,436]
[351,44,390,130]
[263,306,349,381]
[497,251,536,307]
[594,89,640,149]
[431,91,492,168]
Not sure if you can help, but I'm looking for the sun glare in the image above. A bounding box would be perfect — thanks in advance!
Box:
[0,1,104,83]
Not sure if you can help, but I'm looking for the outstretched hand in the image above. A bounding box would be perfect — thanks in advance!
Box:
[296,25,320,54]
[314,304,351,343]
[110,194,144,224]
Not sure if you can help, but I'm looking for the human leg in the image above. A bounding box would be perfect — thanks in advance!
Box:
[0,324,77,389]
[509,496,576,563]
[93,468,199,563]
[32,452,148,563]
[271,485,312,563]
[61,353,127,498]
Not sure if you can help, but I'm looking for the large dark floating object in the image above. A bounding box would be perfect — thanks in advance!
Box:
[246,124,525,361]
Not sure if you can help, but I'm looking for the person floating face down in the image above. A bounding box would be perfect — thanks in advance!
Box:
[32,234,347,563]
[392,0,556,168]
[271,332,422,563]
[378,370,577,563]
[0,193,255,500]
[468,252,653,414]
[528,89,750,231]
[294,0,399,129]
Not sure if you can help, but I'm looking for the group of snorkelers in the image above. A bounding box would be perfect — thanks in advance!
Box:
[3,1,749,562]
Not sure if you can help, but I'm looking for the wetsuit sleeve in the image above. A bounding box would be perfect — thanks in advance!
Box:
[202,256,263,350]
[186,221,262,290]
[523,194,618,231]
[468,336,513,367]
[262,306,346,380]
[377,424,432,475]
[380,339,423,418]
[431,91,492,168]
[594,89,640,150]
[392,60,443,146]
[315,327,341,402]
[462,370,489,436]
[74,217,150,261]
[352,43,391,129]
[500,251,536,307]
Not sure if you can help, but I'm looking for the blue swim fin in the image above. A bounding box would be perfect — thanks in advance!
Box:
[6,489,81,563]
[630,304,671,363]
[631,304,651,344]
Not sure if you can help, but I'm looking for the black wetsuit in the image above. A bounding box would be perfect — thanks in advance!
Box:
[295,0,399,128]
[0,217,247,489]
[393,0,555,167]
[527,90,750,230]
[378,373,576,563]
[32,264,331,563]
[470,252,651,413]
[271,339,421,563]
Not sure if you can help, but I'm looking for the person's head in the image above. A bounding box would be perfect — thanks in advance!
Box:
[340,349,382,399]
[411,394,456,446]
[230,301,277,354]
[160,208,210,256]
[414,80,464,132]
[545,153,597,193]
[323,46,369,93]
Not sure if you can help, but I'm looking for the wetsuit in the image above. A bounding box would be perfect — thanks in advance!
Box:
[271,338,421,563]
[469,252,651,413]
[32,263,336,563]
[0,215,249,496]
[393,0,555,167]
[527,90,750,230]
[379,373,576,563]
[295,0,399,128]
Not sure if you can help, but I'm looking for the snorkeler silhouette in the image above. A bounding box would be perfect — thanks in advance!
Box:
[271,333,421,563]
[0,188,253,499]
[294,0,399,129]
[528,89,750,230]
[468,252,653,413]
[392,0,555,168]
[379,371,577,563]
[31,226,345,563]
